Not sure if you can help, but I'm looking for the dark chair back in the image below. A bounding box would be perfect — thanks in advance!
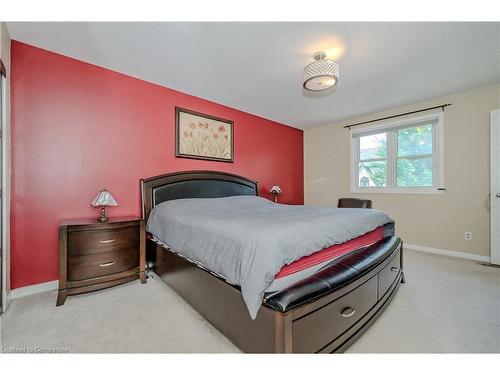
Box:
[338,198,372,209]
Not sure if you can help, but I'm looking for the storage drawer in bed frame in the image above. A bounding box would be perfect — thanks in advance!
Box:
[293,275,378,353]
[378,249,402,299]
[289,243,402,353]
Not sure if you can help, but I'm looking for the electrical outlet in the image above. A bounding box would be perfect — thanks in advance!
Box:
[464,231,472,241]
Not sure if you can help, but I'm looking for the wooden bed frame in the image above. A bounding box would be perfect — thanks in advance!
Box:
[141,170,404,353]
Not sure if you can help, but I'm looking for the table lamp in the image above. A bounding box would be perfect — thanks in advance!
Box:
[269,185,282,203]
[91,189,118,222]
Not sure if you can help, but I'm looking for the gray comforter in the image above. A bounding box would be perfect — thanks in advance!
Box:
[146,196,394,319]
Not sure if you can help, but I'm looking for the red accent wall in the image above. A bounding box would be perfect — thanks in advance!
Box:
[10,41,304,290]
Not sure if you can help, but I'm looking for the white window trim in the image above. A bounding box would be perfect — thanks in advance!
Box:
[349,112,444,195]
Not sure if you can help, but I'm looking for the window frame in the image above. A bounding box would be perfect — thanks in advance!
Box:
[350,112,444,194]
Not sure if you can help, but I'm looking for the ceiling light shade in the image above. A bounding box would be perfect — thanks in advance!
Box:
[303,51,339,91]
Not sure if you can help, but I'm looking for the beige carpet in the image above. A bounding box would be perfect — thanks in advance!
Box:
[1,250,499,353]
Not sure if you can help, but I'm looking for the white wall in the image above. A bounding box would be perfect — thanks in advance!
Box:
[0,21,11,311]
[305,84,500,258]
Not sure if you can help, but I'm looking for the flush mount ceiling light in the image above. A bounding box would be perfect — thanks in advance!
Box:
[303,51,339,92]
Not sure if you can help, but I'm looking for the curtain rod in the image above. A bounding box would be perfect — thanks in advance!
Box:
[344,103,452,129]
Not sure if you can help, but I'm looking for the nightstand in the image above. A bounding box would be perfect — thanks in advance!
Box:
[57,217,146,306]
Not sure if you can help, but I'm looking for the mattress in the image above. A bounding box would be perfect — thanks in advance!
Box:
[150,226,386,293]
[265,226,384,292]
[147,195,395,318]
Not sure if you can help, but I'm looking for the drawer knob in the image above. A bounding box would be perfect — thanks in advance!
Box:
[340,306,356,318]
[99,261,116,267]
[390,266,399,272]
[100,239,116,244]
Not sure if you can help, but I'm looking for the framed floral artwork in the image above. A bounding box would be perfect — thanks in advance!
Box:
[175,107,234,162]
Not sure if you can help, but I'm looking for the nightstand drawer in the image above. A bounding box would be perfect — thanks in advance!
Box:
[68,247,139,281]
[68,226,139,256]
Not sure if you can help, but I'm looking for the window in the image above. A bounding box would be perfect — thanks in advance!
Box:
[350,113,443,194]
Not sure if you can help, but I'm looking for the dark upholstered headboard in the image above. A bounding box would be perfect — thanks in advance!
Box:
[141,171,258,221]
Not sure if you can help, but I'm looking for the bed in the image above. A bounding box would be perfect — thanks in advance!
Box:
[141,170,404,353]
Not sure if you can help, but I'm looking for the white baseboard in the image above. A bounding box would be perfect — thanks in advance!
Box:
[405,243,491,263]
[10,280,58,299]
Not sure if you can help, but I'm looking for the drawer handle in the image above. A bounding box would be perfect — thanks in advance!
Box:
[99,261,115,267]
[100,239,116,244]
[390,266,399,272]
[340,306,356,318]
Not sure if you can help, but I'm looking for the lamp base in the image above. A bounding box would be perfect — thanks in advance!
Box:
[98,206,109,223]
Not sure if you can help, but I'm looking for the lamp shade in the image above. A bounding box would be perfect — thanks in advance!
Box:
[269,185,282,195]
[91,189,118,207]
[303,51,339,92]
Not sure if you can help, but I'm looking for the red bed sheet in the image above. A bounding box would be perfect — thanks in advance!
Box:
[275,226,384,279]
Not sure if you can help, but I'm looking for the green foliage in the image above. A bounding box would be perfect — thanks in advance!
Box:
[359,125,433,187]
[359,161,386,187]
[396,125,433,186]
[397,125,432,156]
[397,158,433,186]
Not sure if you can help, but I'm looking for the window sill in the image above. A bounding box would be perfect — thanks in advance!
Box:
[350,187,445,195]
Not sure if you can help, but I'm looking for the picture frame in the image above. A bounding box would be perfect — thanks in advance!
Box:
[175,107,234,163]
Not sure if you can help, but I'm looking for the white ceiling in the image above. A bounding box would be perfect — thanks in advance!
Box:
[6,22,500,129]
